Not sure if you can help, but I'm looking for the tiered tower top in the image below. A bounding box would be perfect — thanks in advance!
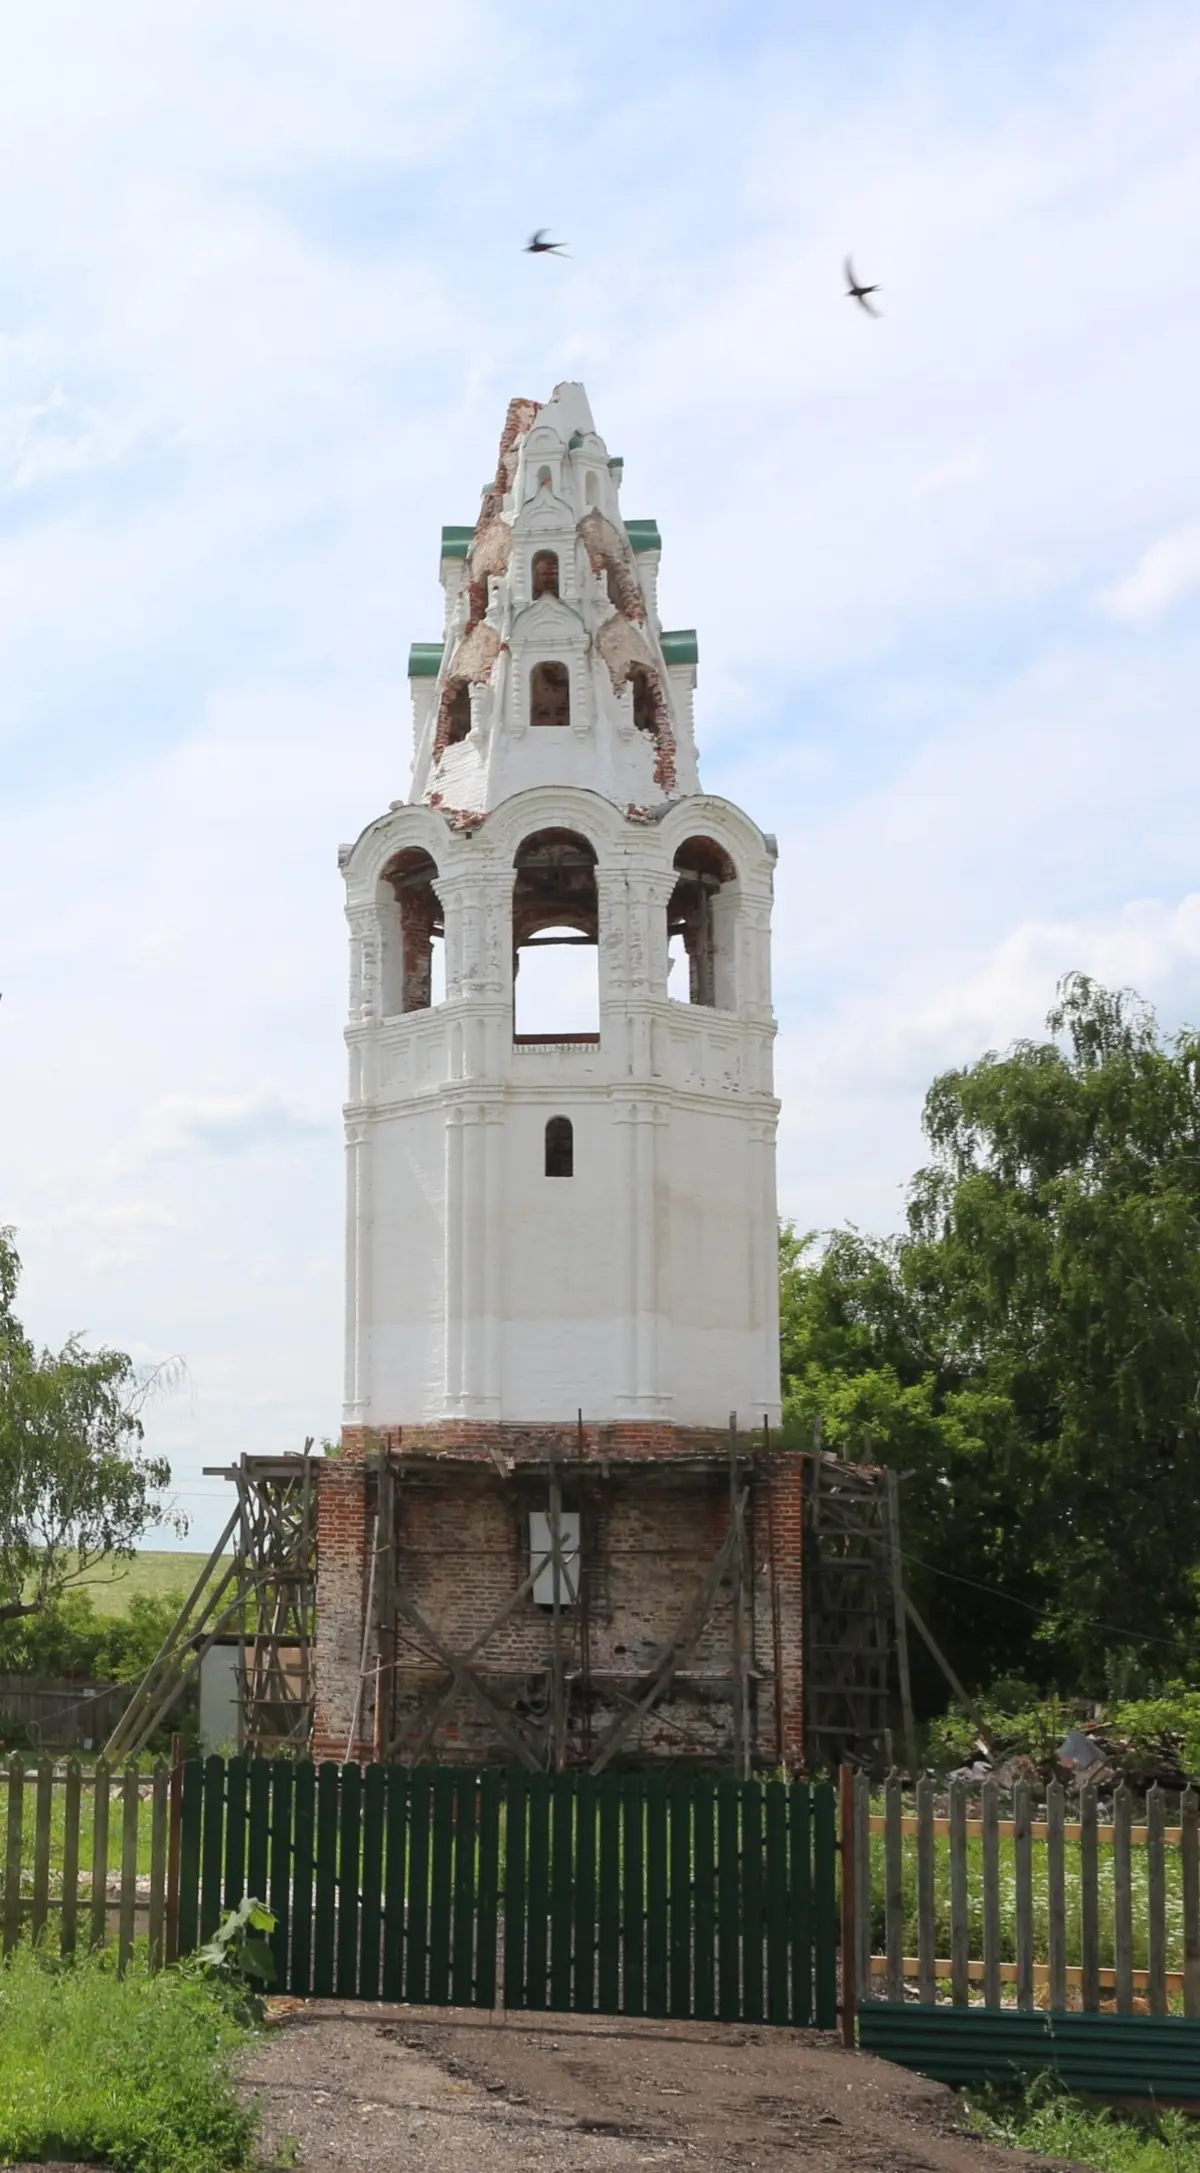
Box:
[407,383,701,817]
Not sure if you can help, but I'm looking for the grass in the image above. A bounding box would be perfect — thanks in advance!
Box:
[966,2078,1200,2172]
[43,1550,229,1618]
[868,1820,1190,1978]
[0,1940,260,2173]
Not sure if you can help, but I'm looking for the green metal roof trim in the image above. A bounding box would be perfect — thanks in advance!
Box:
[408,643,445,679]
[607,455,624,475]
[567,431,584,450]
[440,526,474,559]
[624,519,661,553]
[858,2004,1200,2101]
[660,629,698,667]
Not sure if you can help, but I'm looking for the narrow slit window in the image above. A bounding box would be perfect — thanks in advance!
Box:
[545,1116,574,1177]
[531,550,559,598]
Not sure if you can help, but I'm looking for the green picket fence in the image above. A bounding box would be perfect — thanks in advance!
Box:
[177,1757,838,2026]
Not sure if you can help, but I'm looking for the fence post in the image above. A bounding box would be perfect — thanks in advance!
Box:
[1183,1787,1199,2021]
[165,1731,184,1964]
[838,1765,856,2047]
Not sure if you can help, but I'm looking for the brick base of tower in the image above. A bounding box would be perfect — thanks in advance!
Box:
[313,1421,805,1770]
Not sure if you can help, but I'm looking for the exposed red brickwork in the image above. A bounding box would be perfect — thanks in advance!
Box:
[578,509,646,624]
[337,1420,736,1464]
[312,1451,803,1770]
[313,1458,374,1762]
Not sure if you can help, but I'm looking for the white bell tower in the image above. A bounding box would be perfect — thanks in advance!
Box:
[338,384,781,1443]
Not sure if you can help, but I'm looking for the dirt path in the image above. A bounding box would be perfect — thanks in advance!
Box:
[243,2003,1079,2173]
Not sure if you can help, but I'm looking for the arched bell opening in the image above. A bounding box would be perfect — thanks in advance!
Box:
[379,847,445,1014]
[545,1116,574,1178]
[512,828,599,1043]
[530,659,570,727]
[667,836,738,1011]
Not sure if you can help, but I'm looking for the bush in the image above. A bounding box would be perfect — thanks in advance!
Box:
[0,1942,259,2173]
[967,2077,1200,2173]
[925,1679,1200,1784]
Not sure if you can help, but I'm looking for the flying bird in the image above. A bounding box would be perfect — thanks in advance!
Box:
[844,255,881,316]
[526,229,570,257]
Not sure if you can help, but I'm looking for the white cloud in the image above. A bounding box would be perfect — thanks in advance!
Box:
[1100,520,1200,625]
[132,1088,326,1163]
[912,449,984,501]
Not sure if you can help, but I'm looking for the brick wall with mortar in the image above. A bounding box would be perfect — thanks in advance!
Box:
[313,1432,805,1767]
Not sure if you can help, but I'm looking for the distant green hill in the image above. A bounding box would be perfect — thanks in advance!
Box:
[35,1553,231,1618]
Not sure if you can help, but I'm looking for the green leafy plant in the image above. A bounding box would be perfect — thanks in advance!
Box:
[192,1896,277,2022]
[0,1940,259,2173]
[966,2074,1200,2173]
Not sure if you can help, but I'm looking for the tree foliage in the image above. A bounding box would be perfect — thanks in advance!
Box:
[780,976,1200,1696]
[0,1228,182,1622]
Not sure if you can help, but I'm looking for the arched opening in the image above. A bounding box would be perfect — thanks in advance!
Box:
[530,659,570,728]
[668,836,738,1010]
[545,1116,574,1177]
[445,682,470,746]
[512,829,599,1042]
[536,464,553,491]
[531,550,560,599]
[585,471,600,506]
[630,665,657,738]
[433,677,471,762]
[379,847,445,1015]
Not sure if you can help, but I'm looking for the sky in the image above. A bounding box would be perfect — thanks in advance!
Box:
[2,0,1199,1550]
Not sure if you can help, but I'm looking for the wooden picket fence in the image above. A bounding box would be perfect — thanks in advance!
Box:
[853,1773,1200,2015]
[1,1756,173,1971]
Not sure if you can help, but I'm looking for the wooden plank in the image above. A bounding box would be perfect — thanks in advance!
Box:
[268,1760,294,1997]
[428,1767,456,2007]
[177,1758,203,1958]
[405,1770,433,2005]
[573,1772,597,2016]
[502,1769,528,2011]
[358,1763,385,2003]
[336,1762,362,1999]
[165,1735,184,1965]
[813,1782,838,2031]
[1014,1781,1033,2013]
[549,1775,575,2014]
[118,1764,140,1972]
[32,1757,53,1947]
[200,1754,225,1943]
[61,1758,82,1960]
[716,1778,740,2022]
[691,1776,716,2023]
[765,1781,790,2024]
[524,1774,552,2011]
[1080,1785,1100,2014]
[789,1781,813,2027]
[867,1954,1190,1993]
[949,1780,969,2008]
[90,1759,111,1952]
[884,1773,904,2003]
[312,1762,339,1999]
[741,1780,765,2026]
[916,1776,936,2008]
[854,1772,871,2020]
[3,1758,23,1955]
[381,1766,408,2005]
[1047,1780,1067,2013]
[223,1754,248,1910]
[149,1761,169,1970]
[1181,1787,1199,2021]
[475,1769,502,2011]
[1146,1785,1167,2018]
[247,1758,271,1909]
[450,1770,478,2011]
[644,1771,669,2019]
[982,1779,1001,2011]
[668,1774,693,2019]
[1113,1784,1134,2014]
[596,1772,622,2017]
[622,1772,645,2017]
[866,1814,1182,1846]
[289,1761,316,1997]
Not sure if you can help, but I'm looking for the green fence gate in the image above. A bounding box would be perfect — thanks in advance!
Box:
[177,1757,838,2027]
